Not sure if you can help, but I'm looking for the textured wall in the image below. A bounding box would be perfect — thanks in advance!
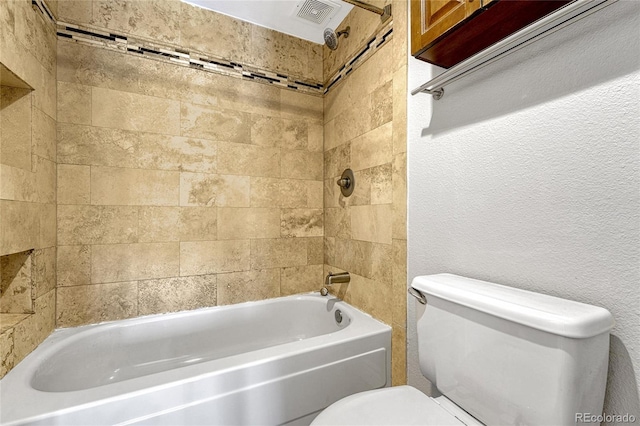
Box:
[323,0,408,385]
[0,0,57,379]
[55,1,324,327]
[407,0,639,421]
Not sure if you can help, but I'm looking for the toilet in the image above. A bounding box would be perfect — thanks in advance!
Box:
[312,273,614,425]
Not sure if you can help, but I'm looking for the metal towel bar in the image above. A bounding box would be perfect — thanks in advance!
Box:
[411,0,615,99]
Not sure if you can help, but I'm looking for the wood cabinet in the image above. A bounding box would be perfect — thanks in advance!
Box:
[411,0,573,68]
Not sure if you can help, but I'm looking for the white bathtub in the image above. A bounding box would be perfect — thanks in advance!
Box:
[0,294,391,425]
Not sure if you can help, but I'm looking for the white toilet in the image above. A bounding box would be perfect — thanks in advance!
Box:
[312,273,614,425]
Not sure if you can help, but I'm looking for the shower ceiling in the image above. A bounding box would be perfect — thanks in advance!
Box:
[182,0,353,44]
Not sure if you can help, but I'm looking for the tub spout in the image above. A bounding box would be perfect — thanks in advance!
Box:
[321,272,350,296]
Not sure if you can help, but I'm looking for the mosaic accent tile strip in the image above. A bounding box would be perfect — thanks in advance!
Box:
[55,21,325,96]
[53,18,393,97]
[324,21,394,95]
[31,0,56,25]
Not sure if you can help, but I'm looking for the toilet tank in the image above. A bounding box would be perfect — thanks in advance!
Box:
[412,274,614,426]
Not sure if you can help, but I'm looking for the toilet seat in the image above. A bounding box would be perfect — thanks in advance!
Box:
[311,386,482,425]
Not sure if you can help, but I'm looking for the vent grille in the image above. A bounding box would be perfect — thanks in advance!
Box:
[296,0,335,24]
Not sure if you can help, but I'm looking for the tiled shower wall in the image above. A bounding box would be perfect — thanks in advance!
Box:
[55,1,324,326]
[2,0,408,384]
[323,0,408,385]
[1,0,57,378]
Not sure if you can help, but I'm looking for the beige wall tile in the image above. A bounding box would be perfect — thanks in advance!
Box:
[1,164,36,202]
[218,208,280,240]
[13,289,55,362]
[58,205,138,245]
[369,163,393,205]
[307,180,323,209]
[138,206,217,242]
[1,87,32,171]
[308,121,323,153]
[1,200,39,256]
[250,25,310,79]
[33,247,55,298]
[281,264,323,296]
[32,107,56,161]
[56,282,138,328]
[351,204,392,245]
[350,122,393,171]
[92,87,180,135]
[325,208,351,239]
[180,102,250,144]
[139,275,217,316]
[180,240,250,276]
[57,245,90,287]
[58,123,218,173]
[180,2,250,63]
[349,272,393,326]
[38,203,56,249]
[179,172,249,207]
[324,143,350,178]
[281,150,323,180]
[250,177,321,209]
[371,81,393,128]
[91,243,179,283]
[57,123,138,168]
[138,135,217,174]
[57,81,91,125]
[251,114,308,150]
[392,325,407,386]
[217,141,280,178]
[393,152,407,240]
[91,166,180,206]
[307,236,323,265]
[280,90,323,122]
[217,268,280,305]
[392,239,407,328]
[34,156,55,204]
[93,0,181,44]
[391,0,408,72]
[57,0,92,24]
[0,250,33,314]
[0,328,15,379]
[57,164,90,205]
[392,66,407,155]
[281,209,323,238]
[334,238,373,278]
[251,238,308,269]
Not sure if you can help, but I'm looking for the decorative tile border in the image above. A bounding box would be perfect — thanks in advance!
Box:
[33,0,393,97]
[31,0,56,25]
[56,21,326,96]
[324,21,393,95]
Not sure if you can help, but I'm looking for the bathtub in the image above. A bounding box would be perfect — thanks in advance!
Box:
[0,294,391,425]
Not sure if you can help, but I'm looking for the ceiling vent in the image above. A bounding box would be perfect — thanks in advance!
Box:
[295,0,340,25]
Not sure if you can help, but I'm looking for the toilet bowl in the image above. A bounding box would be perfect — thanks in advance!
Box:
[311,274,614,426]
[312,386,481,425]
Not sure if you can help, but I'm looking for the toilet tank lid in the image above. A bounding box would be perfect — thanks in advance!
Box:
[411,274,614,339]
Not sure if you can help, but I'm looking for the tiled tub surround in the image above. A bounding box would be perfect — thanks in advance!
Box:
[1,294,391,425]
[1,0,409,385]
[323,0,408,386]
[55,24,325,326]
[1,0,57,379]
